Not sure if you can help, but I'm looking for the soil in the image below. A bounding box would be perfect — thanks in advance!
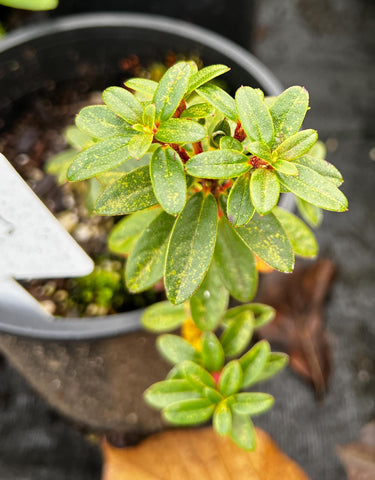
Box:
[0,63,164,317]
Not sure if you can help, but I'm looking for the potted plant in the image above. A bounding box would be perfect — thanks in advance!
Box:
[0,13,347,451]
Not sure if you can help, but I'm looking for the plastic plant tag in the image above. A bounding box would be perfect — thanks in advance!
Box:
[0,154,94,280]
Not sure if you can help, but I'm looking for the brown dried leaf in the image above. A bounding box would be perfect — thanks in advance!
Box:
[256,258,336,397]
[101,427,309,480]
[337,422,375,480]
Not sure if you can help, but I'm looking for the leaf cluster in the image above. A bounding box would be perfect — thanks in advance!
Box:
[46,61,348,450]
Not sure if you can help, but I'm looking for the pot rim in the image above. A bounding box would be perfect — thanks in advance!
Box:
[0,12,287,341]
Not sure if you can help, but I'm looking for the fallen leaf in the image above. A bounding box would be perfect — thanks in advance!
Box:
[337,421,375,480]
[101,427,309,480]
[256,258,336,397]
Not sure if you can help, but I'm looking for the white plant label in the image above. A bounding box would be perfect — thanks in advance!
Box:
[0,153,94,280]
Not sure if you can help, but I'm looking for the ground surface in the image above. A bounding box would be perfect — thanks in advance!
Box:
[0,1,374,479]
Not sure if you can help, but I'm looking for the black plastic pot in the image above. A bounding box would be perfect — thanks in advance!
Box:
[0,13,283,437]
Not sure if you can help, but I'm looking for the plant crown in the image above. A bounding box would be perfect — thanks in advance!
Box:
[47,61,347,451]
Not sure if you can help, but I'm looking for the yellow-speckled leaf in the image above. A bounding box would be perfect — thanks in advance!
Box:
[150,146,187,215]
[273,206,318,258]
[155,118,206,144]
[294,154,343,186]
[272,158,299,175]
[270,86,309,144]
[95,165,158,215]
[277,163,348,211]
[186,149,250,179]
[240,340,271,388]
[196,83,237,122]
[76,105,132,139]
[180,103,215,119]
[108,207,161,255]
[153,62,191,121]
[219,361,243,397]
[275,129,317,161]
[250,169,280,215]
[187,64,230,95]
[125,211,175,292]
[46,149,76,184]
[125,77,158,97]
[103,86,143,125]
[227,173,254,226]
[230,414,256,451]
[214,216,258,302]
[235,86,274,145]
[165,192,218,305]
[128,133,153,159]
[65,126,93,150]
[67,134,133,181]
[237,213,294,273]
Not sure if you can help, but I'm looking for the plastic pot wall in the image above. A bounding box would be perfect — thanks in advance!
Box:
[0,13,283,437]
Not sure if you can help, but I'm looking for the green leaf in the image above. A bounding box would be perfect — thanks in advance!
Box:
[65,126,93,150]
[141,301,186,332]
[0,0,58,10]
[219,361,243,397]
[245,141,272,161]
[153,62,191,121]
[235,86,274,145]
[204,387,223,404]
[250,168,280,215]
[239,340,270,388]
[210,118,231,148]
[125,211,175,292]
[157,335,198,365]
[143,103,156,130]
[309,140,326,159]
[76,105,133,139]
[221,309,254,358]
[95,165,158,215]
[180,360,216,391]
[294,154,343,186]
[186,149,250,179]
[128,133,153,159]
[201,332,225,372]
[46,149,76,184]
[277,164,348,211]
[108,207,160,255]
[67,134,133,181]
[144,380,201,409]
[163,398,215,426]
[180,103,215,119]
[155,118,206,144]
[231,393,274,416]
[197,83,237,122]
[275,129,318,161]
[248,304,276,329]
[237,213,294,273]
[189,262,229,331]
[125,78,158,97]
[213,401,232,435]
[150,146,186,215]
[165,192,218,304]
[230,413,256,451]
[273,206,318,258]
[296,197,323,227]
[272,158,299,175]
[187,64,230,95]
[256,353,289,382]
[270,86,309,143]
[220,136,243,152]
[103,86,143,125]
[214,216,258,302]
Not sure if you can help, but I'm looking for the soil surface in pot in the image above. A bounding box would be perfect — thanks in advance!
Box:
[0,56,176,318]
